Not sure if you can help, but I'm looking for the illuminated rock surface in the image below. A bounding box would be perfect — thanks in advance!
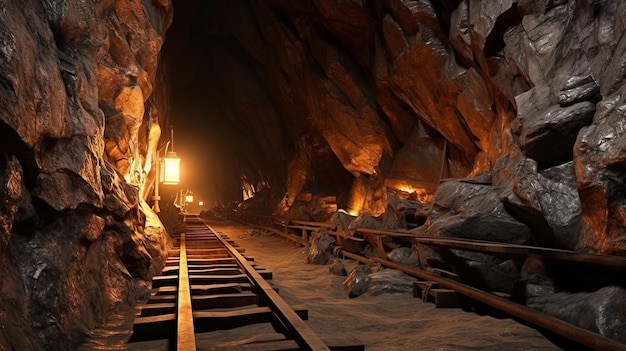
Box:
[164,0,625,259]
[1,0,626,349]
[0,1,172,349]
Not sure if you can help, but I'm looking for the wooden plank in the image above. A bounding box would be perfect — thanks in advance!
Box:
[131,313,175,341]
[203,339,299,351]
[155,286,177,294]
[288,219,337,229]
[194,305,309,333]
[125,338,169,351]
[152,275,178,288]
[163,265,243,275]
[188,273,249,284]
[190,283,249,295]
[187,267,242,275]
[187,263,241,269]
[146,295,176,304]
[413,241,429,269]
[139,302,176,317]
[414,280,461,308]
[192,292,258,310]
[177,233,196,351]
[430,288,460,308]
[375,235,386,259]
[167,257,238,266]
[258,270,273,280]
[193,306,274,332]
[186,254,232,259]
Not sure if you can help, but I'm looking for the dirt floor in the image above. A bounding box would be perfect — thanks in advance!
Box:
[207,220,565,351]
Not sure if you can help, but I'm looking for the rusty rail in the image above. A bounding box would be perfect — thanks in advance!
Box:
[236,213,626,350]
[204,220,331,351]
[128,215,341,350]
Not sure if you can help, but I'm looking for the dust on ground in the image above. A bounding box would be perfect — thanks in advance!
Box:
[207,220,564,351]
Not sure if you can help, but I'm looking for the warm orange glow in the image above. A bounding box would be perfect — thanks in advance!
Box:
[346,198,364,216]
[198,201,204,206]
[395,186,433,203]
[348,208,361,216]
[385,178,435,204]
[185,194,194,203]
[162,151,180,184]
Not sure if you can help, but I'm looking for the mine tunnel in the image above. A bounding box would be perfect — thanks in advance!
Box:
[0,0,625,350]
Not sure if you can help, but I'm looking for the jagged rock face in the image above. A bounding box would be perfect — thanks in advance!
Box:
[165,0,626,256]
[0,0,625,347]
[0,1,172,350]
[164,1,625,341]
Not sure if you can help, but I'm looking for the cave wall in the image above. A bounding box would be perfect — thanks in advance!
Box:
[176,0,624,340]
[167,0,626,256]
[1,0,625,348]
[0,0,172,349]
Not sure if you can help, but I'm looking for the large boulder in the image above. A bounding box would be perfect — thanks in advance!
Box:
[520,102,595,165]
[528,286,626,343]
[423,178,531,293]
[574,92,626,254]
[427,178,532,244]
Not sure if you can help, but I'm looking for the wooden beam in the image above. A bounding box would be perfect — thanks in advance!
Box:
[177,233,197,351]
[354,228,626,269]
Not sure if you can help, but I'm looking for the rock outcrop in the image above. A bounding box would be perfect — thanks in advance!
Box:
[0,1,172,349]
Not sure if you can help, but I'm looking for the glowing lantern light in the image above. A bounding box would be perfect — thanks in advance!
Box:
[161,127,181,185]
[161,151,180,184]
[198,201,204,206]
[185,193,194,203]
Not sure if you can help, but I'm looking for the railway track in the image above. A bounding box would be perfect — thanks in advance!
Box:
[236,213,626,351]
[125,215,362,351]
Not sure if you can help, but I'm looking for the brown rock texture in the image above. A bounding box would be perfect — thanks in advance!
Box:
[0,0,172,350]
[165,0,625,256]
[1,0,626,347]
[166,0,625,341]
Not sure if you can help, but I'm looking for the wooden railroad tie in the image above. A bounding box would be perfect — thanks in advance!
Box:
[413,281,460,308]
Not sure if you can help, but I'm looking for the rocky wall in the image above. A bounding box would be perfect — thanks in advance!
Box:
[165,0,626,342]
[171,0,625,256]
[0,0,172,350]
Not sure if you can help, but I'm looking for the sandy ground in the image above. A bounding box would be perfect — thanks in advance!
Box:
[207,220,564,351]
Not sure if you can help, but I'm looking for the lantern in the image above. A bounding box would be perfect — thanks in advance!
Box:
[162,151,181,185]
[185,192,194,203]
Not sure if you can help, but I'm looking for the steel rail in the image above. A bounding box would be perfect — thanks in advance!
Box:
[240,214,626,269]
[368,255,626,351]
[176,233,197,350]
[201,220,331,351]
[238,213,626,349]
[355,228,626,270]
